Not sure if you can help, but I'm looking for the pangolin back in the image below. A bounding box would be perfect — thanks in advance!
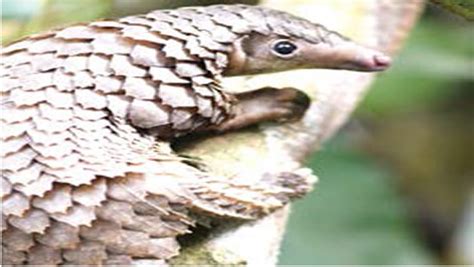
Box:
[1,4,348,265]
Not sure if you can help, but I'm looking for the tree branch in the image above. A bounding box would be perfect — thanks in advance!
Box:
[171,0,425,265]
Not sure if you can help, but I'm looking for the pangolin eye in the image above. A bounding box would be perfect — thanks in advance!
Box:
[272,40,298,57]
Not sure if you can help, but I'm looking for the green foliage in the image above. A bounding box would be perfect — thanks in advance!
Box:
[279,135,435,264]
[280,7,471,265]
[431,0,474,20]
[1,0,41,19]
[23,0,112,37]
[1,0,113,44]
[358,18,472,116]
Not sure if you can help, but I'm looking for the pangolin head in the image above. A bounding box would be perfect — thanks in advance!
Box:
[224,5,391,76]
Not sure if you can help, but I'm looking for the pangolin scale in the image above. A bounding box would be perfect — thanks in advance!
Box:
[1,4,390,265]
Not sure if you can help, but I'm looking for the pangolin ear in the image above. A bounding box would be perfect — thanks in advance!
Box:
[238,33,268,57]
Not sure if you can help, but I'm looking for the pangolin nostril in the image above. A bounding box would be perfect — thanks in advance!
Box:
[373,54,392,68]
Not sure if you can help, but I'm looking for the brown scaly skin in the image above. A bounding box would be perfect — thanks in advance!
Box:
[1,5,390,265]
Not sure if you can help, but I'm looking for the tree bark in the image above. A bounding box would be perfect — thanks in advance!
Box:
[171,0,425,265]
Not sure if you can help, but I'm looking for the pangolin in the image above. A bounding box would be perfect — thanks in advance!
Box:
[1,4,391,265]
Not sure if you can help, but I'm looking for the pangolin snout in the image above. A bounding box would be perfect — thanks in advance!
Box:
[314,41,392,72]
[363,53,392,71]
[350,48,392,72]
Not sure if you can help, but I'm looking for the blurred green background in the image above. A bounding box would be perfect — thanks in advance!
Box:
[2,0,472,265]
[281,6,473,264]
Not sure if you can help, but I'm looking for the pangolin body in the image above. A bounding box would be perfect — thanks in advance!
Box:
[1,4,390,265]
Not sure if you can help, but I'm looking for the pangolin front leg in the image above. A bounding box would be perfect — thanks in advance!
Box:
[1,4,391,265]
[169,87,312,220]
[211,87,310,133]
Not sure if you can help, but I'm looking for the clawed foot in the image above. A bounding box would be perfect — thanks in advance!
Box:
[186,168,317,219]
[260,168,316,202]
[213,87,310,132]
[254,87,311,123]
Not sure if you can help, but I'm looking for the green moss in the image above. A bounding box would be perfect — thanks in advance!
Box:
[169,245,246,266]
[169,246,220,265]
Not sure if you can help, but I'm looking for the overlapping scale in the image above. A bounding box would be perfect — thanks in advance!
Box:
[0,5,261,265]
